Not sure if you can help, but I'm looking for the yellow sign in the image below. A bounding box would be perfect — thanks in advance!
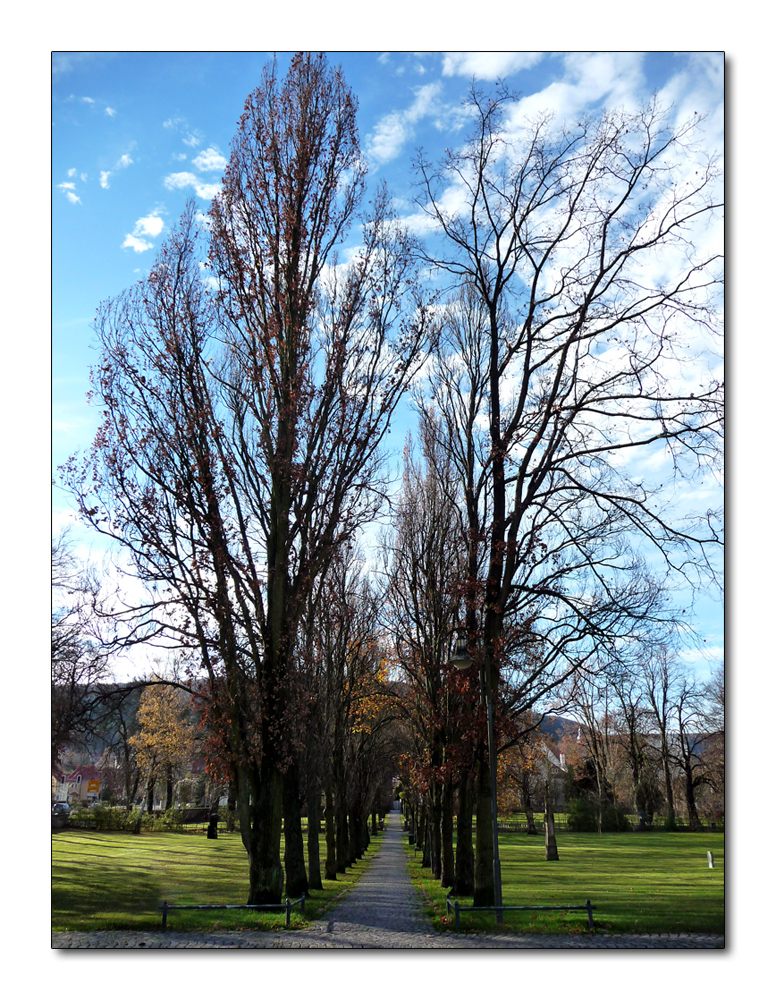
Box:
[87,780,100,794]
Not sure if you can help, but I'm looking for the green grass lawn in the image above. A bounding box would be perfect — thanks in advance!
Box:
[408,830,724,935]
[52,828,382,933]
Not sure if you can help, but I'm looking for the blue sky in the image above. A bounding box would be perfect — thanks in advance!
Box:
[52,51,724,678]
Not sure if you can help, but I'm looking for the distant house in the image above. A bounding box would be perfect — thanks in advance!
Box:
[540,738,568,809]
[55,764,102,805]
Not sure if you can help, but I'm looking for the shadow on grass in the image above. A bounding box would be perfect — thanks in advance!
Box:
[52,828,384,933]
[405,830,724,936]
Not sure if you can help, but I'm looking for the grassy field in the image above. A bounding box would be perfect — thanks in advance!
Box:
[408,830,725,934]
[52,828,382,933]
[53,825,724,936]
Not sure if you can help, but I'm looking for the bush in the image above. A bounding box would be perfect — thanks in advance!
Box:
[69,805,145,832]
[66,804,236,834]
[567,796,631,833]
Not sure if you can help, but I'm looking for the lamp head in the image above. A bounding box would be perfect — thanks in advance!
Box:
[451,631,474,670]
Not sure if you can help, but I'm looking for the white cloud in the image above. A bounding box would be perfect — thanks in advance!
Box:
[122,210,164,252]
[67,168,76,178]
[164,171,221,200]
[510,52,645,127]
[81,96,95,105]
[122,233,153,253]
[367,82,443,165]
[192,146,227,173]
[105,107,117,118]
[442,52,544,80]
[135,212,165,238]
[98,152,133,191]
[367,115,407,165]
[162,115,205,151]
[680,645,724,666]
[165,172,196,189]
[58,181,81,204]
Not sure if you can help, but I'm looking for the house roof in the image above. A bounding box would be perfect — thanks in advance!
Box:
[62,764,101,782]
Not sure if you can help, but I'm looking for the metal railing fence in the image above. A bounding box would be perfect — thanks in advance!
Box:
[445,895,595,932]
[159,895,306,929]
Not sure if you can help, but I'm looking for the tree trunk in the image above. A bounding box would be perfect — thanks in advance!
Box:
[522,772,538,834]
[336,783,350,872]
[454,768,475,896]
[324,782,338,880]
[226,779,237,833]
[441,778,455,889]
[430,782,442,879]
[306,785,323,891]
[165,765,173,812]
[473,742,495,906]
[661,750,676,829]
[349,795,364,861]
[126,759,139,810]
[283,762,309,898]
[240,759,284,905]
[685,768,700,832]
[544,780,559,861]
[132,765,155,834]
[334,743,350,872]
[421,807,432,868]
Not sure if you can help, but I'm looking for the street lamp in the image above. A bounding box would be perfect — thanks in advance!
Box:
[450,630,473,670]
[450,627,503,921]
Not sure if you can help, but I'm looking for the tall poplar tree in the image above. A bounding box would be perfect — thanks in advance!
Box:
[63,53,433,904]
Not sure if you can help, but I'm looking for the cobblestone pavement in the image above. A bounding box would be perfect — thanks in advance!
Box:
[52,812,724,950]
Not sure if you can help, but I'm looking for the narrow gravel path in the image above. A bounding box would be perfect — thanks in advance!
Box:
[52,810,723,949]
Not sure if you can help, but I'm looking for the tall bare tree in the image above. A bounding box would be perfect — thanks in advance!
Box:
[52,530,110,769]
[381,418,472,887]
[640,643,682,828]
[414,85,723,903]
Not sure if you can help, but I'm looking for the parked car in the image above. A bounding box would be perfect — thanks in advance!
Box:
[52,802,70,816]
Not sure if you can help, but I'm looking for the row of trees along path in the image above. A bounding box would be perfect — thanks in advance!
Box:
[52,809,724,948]
[59,52,723,912]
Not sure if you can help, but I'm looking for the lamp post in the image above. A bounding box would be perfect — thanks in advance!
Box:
[450,629,503,921]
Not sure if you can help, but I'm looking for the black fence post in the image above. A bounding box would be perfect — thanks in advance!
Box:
[586,899,594,929]
[285,897,291,927]
[161,900,168,930]
[454,901,460,933]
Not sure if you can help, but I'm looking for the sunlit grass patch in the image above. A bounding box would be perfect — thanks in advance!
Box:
[407,830,724,935]
[52,827,383,932]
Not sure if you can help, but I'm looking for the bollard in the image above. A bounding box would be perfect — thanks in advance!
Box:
[707,851,714,868]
